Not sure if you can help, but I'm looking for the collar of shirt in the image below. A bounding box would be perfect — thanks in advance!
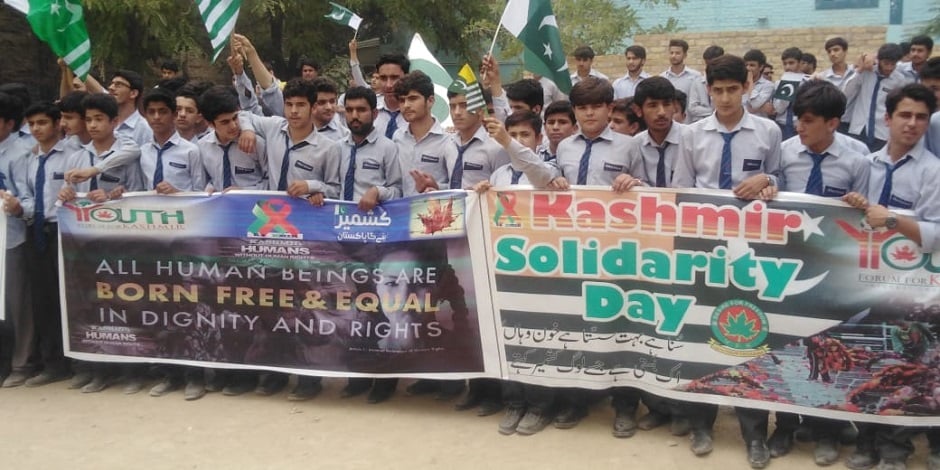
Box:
[662,67,693,78]
[152,131,184,150]
[702,110,757,133]
[278,121,319,147]
[0,133,25,156]
[793,138,846,160]
[33,138,67,158]
[823,65,854,79]
[619,71,650,82]
[345,126,380,147]
[404,118,445,143]
[119,110,144,131]
[872,138,930,165]
[576,126,616,143]
[81,137,122,157]
[754,77,772,88]
[639,122,684,148]
[377,95,400,113]
[453,124,488,146]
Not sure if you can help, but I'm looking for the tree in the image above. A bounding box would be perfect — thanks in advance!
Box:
[553,0,682,54]
[923,7,940,37]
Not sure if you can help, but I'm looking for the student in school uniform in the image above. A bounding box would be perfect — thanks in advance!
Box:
[842,43,913,152]
[541,101,578,159]
[613,45,650,100]
[660,39,702,102]
[771,47,807,140]
[609,98,646,136]
[571,46,609,87]
[743,50,776,119]
[688,46,725,123]
[819,37,856,134]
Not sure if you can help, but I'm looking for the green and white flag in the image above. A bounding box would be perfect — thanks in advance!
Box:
[408,33,454,128]
[499,0,572,94]
[324,2,362,30]
[196,0,241,62]
[773,72,807,102]
[448,64,486,113]
[4,0,92,79]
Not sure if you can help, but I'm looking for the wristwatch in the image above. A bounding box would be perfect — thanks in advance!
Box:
[885,214,898,230]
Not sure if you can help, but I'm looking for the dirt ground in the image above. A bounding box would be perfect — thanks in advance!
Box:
[0,377,929,469]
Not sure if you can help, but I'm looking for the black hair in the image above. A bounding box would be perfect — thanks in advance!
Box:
[743,49,767,67]
[394,71,434,99]
[376,54,410,74]
[669,39,689,53]
[793,80,846,120]
[544,100,575,123]
[674,89,688,111]
[626,45,647,60]
[160,59,180,72]
[633,76,676,107]
[569,77,614,106]
[886,83,937,115]
[58,91,89,114]
[0,83,31,112]
[344,86,377,110]
[506,79,544,110]
[177,80,215,108]
[781,47,802,62]
[703,45,724,62]
[573,46,595,60]
[505,110,542,135]
[877,43,903,62]
[911,35,934,52]
[142,87,177,113]
[81,94,118,119]
[298,57,320,72]
[824,37,848,52]
[198,85,240,122]
[706,55,749,85]
[921,57,940,81]
[24,101,61,122]
[0,92,23,128]
[282,78,319,105]
[801,53,817,69]
[157,76,187,94]
[113,69,144,93]
[899,41,911,56]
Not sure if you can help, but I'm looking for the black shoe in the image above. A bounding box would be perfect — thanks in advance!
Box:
[498,407,525,435]
[691,430,714,456]
[81,373,111,393]
[205,371,226,393]
[477,400,504,417]
[67,372,93,390]
[747,440,771,469]
[341,378,373,398]
[455,390,483,411]
[367,380,396,404]
[670,416,691,437]
[149,378,182,397]
[435,381,465,401]
[814,437,840,466]
[255,373,288,396]
[406,379,439,396]
[637,410,669,431]
[768,428,794,458]
[845,450,876,470]
[516,409,553,436]
[287,377,322,401]
[184,379,206,401]
[25,369,69,387]
[222,380,255,396]
[554,406,588,430]
[612,408,638,438]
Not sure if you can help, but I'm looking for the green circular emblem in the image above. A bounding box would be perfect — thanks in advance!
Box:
[710,299,769,350]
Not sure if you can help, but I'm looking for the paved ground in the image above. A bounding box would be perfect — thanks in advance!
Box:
[0,377,929,469]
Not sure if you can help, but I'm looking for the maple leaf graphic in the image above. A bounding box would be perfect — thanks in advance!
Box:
[891,245,918,262]
[721,311,757,342]
[418,198,457,234]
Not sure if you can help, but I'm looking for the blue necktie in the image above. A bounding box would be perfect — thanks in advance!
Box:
[510,168,523,184]
[385,110,400,139]
[152,141,174,188]
[0,172,6,191]
[220,142,234,189]
[577,137,598,185]
[87,151,98,191]
[804,151,828,196]
[278,135,310,191]
[719,131,739,189]
[877,156,912,207]
[655,143,669,188]
[33,150,56,252]
[450,140,474,190]
[343,141,364,201]
[867,75,884,146]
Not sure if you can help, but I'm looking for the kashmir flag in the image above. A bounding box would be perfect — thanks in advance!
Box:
[448,64,486,113]
[3,0,92,79]
[499,0,572,94]
[324,2,362,30]
[197,0,241,62]
[408,33,454,128]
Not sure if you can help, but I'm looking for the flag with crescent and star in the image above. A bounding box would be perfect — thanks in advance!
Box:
[324,2,362,30]
[3,0,91,79]
[773,72,807,102]
[448,64,486,113]
[499,0,573,94]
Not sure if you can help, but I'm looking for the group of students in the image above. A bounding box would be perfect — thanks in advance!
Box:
[0,30,939,470]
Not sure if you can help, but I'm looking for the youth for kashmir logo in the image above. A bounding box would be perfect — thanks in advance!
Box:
[709,299,770,357]
[247,198,302,239]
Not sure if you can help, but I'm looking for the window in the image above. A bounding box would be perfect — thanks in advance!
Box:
[815,0,878,9]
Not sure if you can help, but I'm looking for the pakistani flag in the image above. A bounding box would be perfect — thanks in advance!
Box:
[773,72,807,102]
[407,33,454,128]
[324,2,362,30]
[3,0,91,79]
[448,64,486,113]
[499,0,572,94]
[196,0,241,62]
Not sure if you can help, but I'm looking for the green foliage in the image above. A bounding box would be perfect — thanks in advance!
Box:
[923,7,940,36]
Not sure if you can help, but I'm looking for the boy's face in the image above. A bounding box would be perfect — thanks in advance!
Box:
[449,94,482,133]
[312,91,338,126]
[210,111,241,143]
[160,68,176,79]
[27,113,59,144]
[637,98,675,134]
[827,46,846,65]
[60,111,85,137]
[301,65,318,81]
[885,97,931,148]
[668,47,686,66]
[377,64,405,97]
[574,102,611,137]
[795,111,837,151]
[800,61,815,74]
[507,123,541,151]
[708,79,748,119]
[921,78,940,104]
[608,110,636,135]
[399,91,431,123]
[144,100,175,136]
[175,96,203,134]
[284,96,315,129]
[84,109,115,141]
[625,52,645,74]
[575,57,592,75]
[877,59,898,77]
[782,57,801,73]
[910,45,931,66]
[344,98,377,136]
[745,61,762,80]
[107,76,137,106]
[508,99,533,114]
[544,113,575,146]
